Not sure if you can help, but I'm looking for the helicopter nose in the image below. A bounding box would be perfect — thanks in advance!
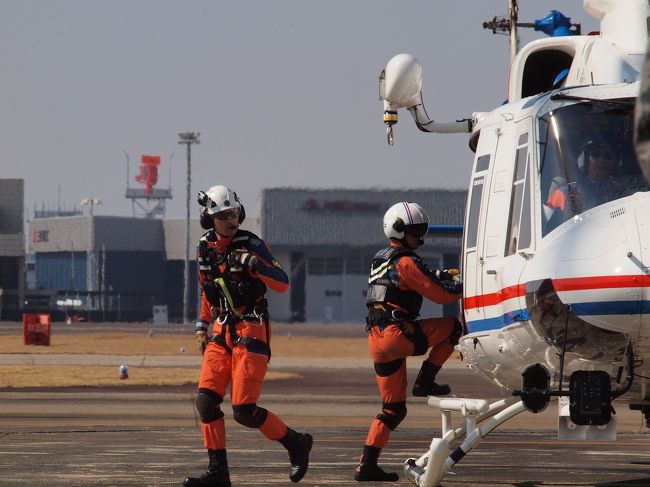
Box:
[551,200,649,335]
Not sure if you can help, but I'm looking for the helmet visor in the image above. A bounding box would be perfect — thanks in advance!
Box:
[213,208,240,221]
[404,223,429,238]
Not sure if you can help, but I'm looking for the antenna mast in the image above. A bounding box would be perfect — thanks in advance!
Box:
[509,0,519,66]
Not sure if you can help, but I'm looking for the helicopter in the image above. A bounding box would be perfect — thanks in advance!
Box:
[378,0,650,485]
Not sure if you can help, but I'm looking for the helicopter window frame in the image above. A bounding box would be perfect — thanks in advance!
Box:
[537,97,648,237]
[517,155,533,250]
[475,154,490,172]
[465,175,485,250]
[504,135,530,257]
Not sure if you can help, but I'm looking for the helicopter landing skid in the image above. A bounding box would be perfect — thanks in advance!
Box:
[404,396,526,487]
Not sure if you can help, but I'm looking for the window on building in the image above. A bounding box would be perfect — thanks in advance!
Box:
[346,255,363,274]
[307,257,344,275]
[307,257,325,275]
[326,257,343,275]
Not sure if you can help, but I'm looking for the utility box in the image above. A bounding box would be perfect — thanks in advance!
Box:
[152,305,168,324]
[23,313,51,346]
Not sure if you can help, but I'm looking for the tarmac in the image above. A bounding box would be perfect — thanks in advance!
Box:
[2,322,650,486]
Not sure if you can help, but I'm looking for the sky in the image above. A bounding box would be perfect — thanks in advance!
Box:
[1,1,599,220]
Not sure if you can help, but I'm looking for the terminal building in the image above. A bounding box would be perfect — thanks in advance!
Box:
[26,187,465,323]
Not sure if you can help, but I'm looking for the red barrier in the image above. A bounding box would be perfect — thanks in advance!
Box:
[23,313,51,346]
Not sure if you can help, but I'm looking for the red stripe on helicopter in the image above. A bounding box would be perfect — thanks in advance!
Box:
[552,275,645,291]
[464,275,647,311]
[463,284,525,310]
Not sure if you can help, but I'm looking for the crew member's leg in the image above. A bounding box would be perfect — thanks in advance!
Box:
[355,326,409,482]
[412,317,463,397]
[184,342,232,487]
[231,323,312,483]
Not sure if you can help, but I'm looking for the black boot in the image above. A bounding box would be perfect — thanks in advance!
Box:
[183,449,231,487]
[278,428,313,483]
[412,361,451,397]
[354,445,398,482]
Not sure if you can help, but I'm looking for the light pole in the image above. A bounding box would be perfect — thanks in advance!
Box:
[177,131,200,324]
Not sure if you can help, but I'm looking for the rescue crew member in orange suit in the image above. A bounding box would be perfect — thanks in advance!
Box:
[354,202,463,482]
[183,185,313,487]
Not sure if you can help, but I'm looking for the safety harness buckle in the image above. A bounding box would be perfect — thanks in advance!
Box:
[391,309,407,321]
[216,311,234,326]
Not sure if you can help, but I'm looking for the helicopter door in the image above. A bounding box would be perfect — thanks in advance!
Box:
[463,124,502,330]
[464,173,486,325]
[478,122,518,331]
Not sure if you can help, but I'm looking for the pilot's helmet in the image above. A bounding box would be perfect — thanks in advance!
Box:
[383,202,429,240]
[577,135,622,173]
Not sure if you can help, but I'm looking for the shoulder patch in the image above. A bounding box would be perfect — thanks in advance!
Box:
[271,259,283,269]
[249,238,262,247]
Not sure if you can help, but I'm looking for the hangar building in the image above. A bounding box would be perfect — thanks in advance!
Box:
[27,187,465,323]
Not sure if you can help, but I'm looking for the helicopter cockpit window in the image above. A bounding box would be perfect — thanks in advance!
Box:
[538,98,648,236]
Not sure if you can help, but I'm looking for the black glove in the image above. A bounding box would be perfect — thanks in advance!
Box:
[436,268,460,282]
[234,249,259,271]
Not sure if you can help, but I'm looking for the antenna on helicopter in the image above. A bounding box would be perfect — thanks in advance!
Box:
[482,0,581,65]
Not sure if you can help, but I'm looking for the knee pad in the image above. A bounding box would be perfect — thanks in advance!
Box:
[448,319,463,346]
[375,400,407,430]
[374,358,404,377]
[195,388,224,424]
[232,403,269,429]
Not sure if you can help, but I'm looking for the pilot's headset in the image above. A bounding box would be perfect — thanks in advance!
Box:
[383,202,430,245]
[576,136,623,175]
[197,185,246,230]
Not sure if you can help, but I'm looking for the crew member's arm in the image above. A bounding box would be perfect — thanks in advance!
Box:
[196,289,212,333]
[395,256,461,305]
[195,270,211,355]
[246,238,289,293]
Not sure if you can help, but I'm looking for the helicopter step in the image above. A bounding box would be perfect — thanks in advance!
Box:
[404,396,526,487]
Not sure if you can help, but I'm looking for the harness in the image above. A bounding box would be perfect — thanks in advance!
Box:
[366,246,428,356]
[207,307,272,360]
[198,230,271,360]
[198,231,267,311]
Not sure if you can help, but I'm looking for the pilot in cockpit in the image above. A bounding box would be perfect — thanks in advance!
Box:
[544,135,624,222]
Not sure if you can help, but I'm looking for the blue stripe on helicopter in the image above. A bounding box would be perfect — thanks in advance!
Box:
[466,301,650,333]
[466,309,530,333]
[571,300,650,315]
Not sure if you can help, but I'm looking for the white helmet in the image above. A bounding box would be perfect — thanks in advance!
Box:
[198,185,242,215]
[383,202,429,240]
[197,185,245,229]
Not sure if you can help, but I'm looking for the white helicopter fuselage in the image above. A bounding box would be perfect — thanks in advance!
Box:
[379,0,650,399]
[379,1,650,484]
[458,82,650,393]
